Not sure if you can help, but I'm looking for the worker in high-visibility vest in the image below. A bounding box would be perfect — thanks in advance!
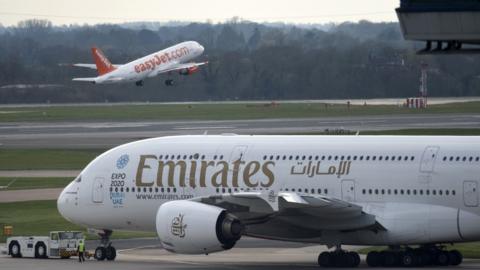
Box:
[77,239,85,263]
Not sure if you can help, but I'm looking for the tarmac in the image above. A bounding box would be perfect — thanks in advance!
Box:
[1,237,480,270]
[1,114,480,148]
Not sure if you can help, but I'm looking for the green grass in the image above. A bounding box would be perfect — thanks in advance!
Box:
[0,200,155,243]
[0,149,104,170]
[358,243,480,259]
[2,101,480,122]
[0,177,72,190]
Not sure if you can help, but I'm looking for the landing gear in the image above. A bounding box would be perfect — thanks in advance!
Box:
[135,80,143,86]
[366,245,463,267]
[419,40,464,54]
[165,79,174,86]
[318,246,360,268]
[94,230,117,261]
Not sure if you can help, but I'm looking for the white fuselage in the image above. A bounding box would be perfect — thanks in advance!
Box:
[58,135,480,246]
[96,41,204,84]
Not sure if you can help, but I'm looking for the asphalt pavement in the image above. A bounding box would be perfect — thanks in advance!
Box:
[1,114,480,148]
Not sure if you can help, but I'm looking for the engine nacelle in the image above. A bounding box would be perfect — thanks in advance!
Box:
[156,200,243,254]
[178,66,199,75]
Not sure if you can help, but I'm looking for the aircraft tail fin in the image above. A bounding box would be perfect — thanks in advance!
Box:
[91,47,116,76]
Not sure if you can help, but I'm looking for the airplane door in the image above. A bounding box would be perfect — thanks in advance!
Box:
[341,180,355,202]
[229,145,248,172]
[229,145,248,162]
[463,181,479,207]
[92,177,104,203]
[420,146,440,173]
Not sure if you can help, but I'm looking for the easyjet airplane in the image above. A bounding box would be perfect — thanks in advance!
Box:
[72,41,206,86]
[50,135,480,268]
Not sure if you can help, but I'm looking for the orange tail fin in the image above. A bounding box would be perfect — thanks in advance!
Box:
[91,47,116,76]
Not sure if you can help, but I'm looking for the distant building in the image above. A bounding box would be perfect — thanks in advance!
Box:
[396,0,480,53]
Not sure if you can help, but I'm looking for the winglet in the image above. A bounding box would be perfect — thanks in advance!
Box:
[91,47,116,76]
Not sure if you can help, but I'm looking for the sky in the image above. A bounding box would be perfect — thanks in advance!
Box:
[0,0,399,26]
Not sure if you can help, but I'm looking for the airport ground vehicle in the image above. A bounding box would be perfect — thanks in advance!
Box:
[7,231,84,259]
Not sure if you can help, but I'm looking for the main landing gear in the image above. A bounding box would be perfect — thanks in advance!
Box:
[318,246,361,267]
[165,79,174,86]
[366,245,462,268]
[93,230,117,261]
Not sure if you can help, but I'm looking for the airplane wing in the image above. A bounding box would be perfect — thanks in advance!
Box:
[72,77,97,82]
[152,61,208,76]
[61,63,122,70]
[192,191,383,241]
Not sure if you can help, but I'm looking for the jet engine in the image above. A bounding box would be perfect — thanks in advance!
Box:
[178,66,199,75]
[156,200,243,254]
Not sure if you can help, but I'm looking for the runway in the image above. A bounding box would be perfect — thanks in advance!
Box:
[1,114,480,148]
[2,238,480,270]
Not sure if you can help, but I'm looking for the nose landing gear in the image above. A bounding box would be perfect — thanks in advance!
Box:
[93,230,117,261]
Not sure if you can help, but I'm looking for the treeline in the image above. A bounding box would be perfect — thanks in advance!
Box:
[1,19,480,103]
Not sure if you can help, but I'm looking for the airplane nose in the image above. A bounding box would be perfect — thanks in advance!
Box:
[57,188,69,220]
[57,184,77,223]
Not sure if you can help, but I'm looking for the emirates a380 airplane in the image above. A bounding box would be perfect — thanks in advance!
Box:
[72,41,206,86]
[53,135,480,268]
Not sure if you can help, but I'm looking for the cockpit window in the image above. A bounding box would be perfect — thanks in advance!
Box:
[74,175,82,183]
